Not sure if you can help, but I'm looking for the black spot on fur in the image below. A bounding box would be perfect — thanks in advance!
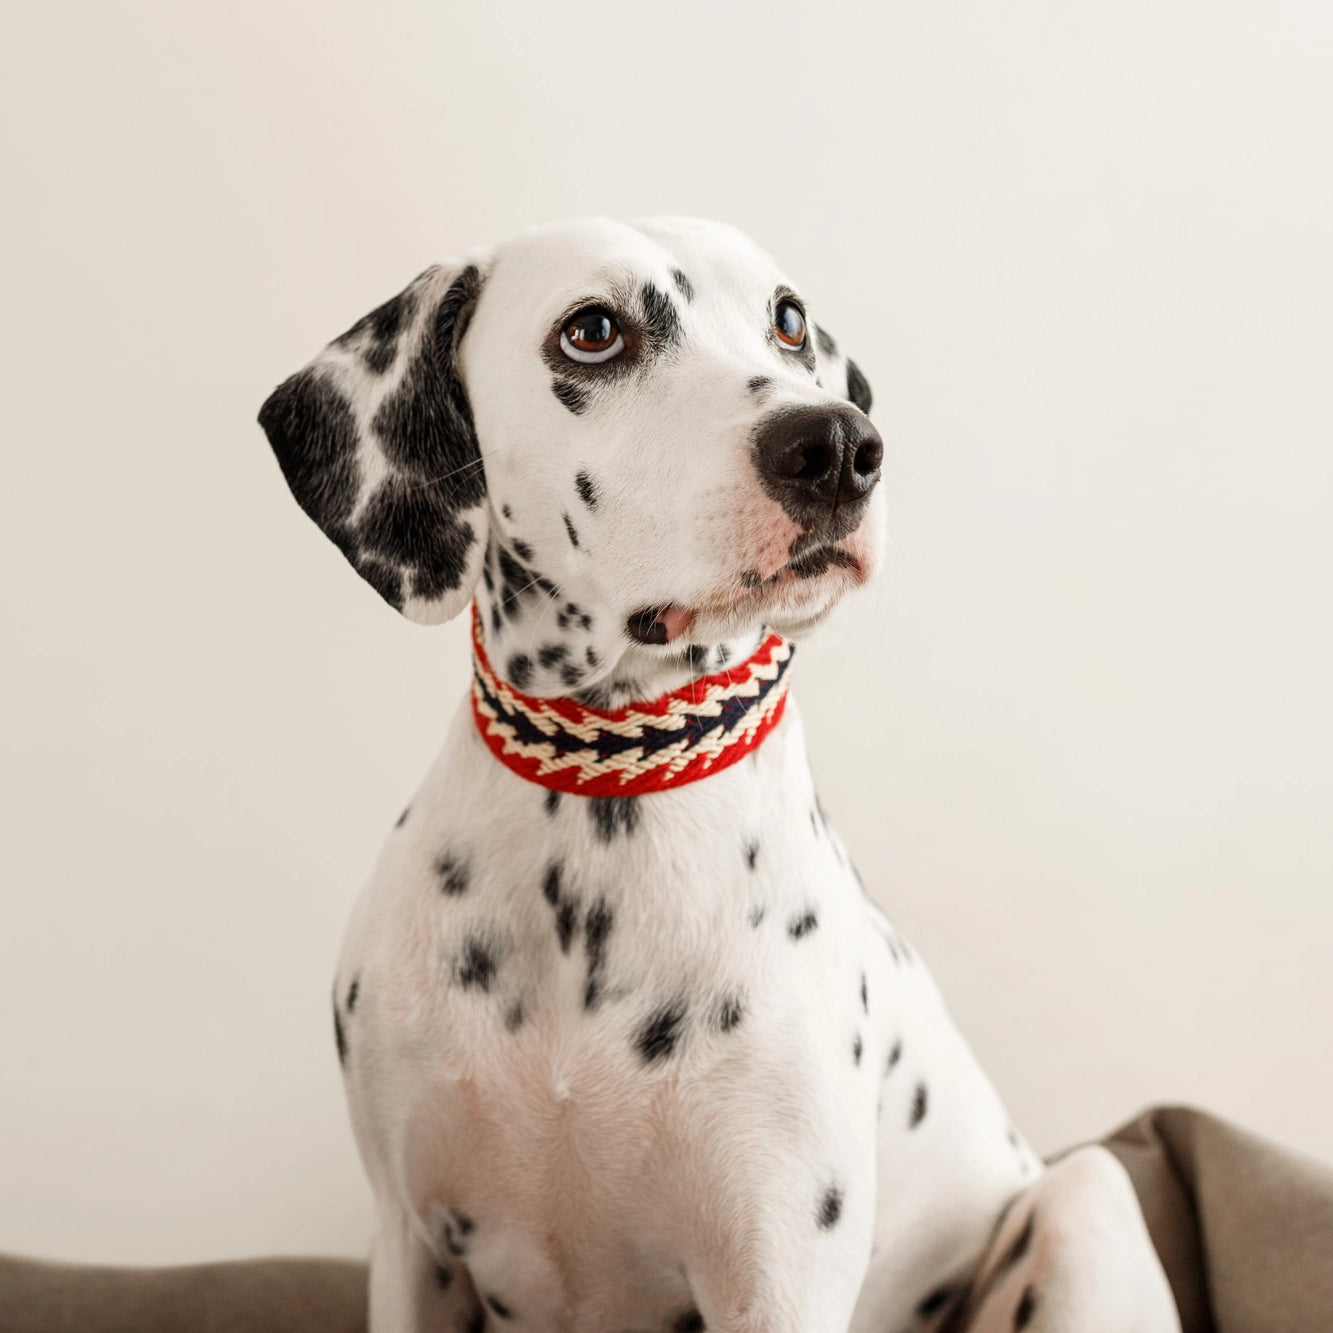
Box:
[585,646,600,668]
[788,910,818,940]
[260,371,361,556]
[496,546,532,619]
[640,281,681,349]
[347,977,360,1012]
[508,654,533,689]
[860,973,868,1013]
[542,862,562,906]
[814,323,837,357]
[505,999,525,1031]
[575,470,599,509]
[434,1263,453,1290]
[556,899,579,954]
[562,512,580,547]
[910,1082,929,1128]
[456,936,497,992]
[583,897,614,1009]
[584,898,613,966]
[817,1186,843,1229]
[853,1034,863,1065]
[538,643,569,669]
[589,796,640,843]
[371,266,485,482]
[745,841,759,870]
[395,806,411,829]
[749,905,766,927]
[354,474,476,605]
[500,503,512,520]
[442,1209,474,1258]
[685,643,711,673]
[485,1294,513,1319]
[333,1001,347,1067]
[335,286,419,374]
[560,663,584,688]
[673,1309,705,1332]
[886,1038,903,1073]
[544,790,561,817]
[747,374,771,397]
[436,854,469,896]
[915,1283,956,1320]
[671,268,695,302]
[552,378,589,414]
[512,538,534,562]
[845,357,873,414]
[741,568,763,588]
[1013,1286,1037,1330]
[716,994,744,1033]
[1003,1213,1035,1274]
[636,1000,687,1063]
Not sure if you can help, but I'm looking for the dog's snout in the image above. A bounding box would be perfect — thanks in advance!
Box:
[753,405,883,538]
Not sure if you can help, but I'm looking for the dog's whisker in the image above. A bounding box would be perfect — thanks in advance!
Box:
[403,454,486,494]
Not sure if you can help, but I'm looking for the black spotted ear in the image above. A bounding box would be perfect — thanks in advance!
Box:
[812,321,873,416]
[259,261,490,624]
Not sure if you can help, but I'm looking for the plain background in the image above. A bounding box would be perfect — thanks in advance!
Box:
[2,0,1330,1265]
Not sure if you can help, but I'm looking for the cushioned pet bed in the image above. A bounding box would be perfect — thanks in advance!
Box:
[3,1107,1330,1333]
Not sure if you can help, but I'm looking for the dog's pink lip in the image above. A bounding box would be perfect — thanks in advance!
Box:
[750,544,865,590]
[656,605,694,642]
[632,547,864,644]
[679,546,866,624]
[626,604,695,645]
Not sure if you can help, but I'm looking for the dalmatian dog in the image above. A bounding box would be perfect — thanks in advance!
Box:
[259,217,1180,1333]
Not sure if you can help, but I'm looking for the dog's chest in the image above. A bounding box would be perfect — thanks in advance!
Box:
[337,702,904,1323]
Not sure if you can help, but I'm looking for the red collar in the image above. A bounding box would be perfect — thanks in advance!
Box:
[470,610,794,798]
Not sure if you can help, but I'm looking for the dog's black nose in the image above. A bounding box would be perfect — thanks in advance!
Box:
[752,404,883,539]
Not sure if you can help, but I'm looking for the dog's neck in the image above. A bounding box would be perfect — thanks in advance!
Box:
[469,601,793,798]
[474,536,766,706]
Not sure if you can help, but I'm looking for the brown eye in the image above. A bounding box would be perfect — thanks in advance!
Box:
[774,299,807,349]
[560,307,625,364]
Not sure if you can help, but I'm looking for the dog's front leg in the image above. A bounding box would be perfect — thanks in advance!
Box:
[368,1202,486,1333]
[683,1222,871,1333]
[954,1148,1179,1333]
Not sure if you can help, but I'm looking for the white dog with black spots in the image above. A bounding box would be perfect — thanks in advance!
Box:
[260,217,1179,1333]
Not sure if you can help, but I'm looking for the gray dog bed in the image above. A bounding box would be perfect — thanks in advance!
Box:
[3,1107,1331,1332]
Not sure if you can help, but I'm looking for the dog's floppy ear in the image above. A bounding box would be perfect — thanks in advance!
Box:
[259,261,490,624]
[812,320,873,417]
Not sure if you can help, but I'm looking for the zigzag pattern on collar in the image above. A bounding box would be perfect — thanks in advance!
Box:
[470,608,794,797]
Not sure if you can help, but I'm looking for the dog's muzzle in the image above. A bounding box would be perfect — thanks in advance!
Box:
[752,404,883,542]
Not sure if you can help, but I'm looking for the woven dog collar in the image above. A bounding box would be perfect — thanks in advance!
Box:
[470,608,794,797]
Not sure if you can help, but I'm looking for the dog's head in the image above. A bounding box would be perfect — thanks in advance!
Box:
[260,217,884,695]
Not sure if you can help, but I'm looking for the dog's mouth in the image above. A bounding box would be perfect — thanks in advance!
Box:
[626,543,865,646]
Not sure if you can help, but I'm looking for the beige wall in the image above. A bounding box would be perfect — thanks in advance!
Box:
[2,0,1330,1265]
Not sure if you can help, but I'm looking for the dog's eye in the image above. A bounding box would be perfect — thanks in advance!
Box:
[774,299,807,350]
[560,308,625,364]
